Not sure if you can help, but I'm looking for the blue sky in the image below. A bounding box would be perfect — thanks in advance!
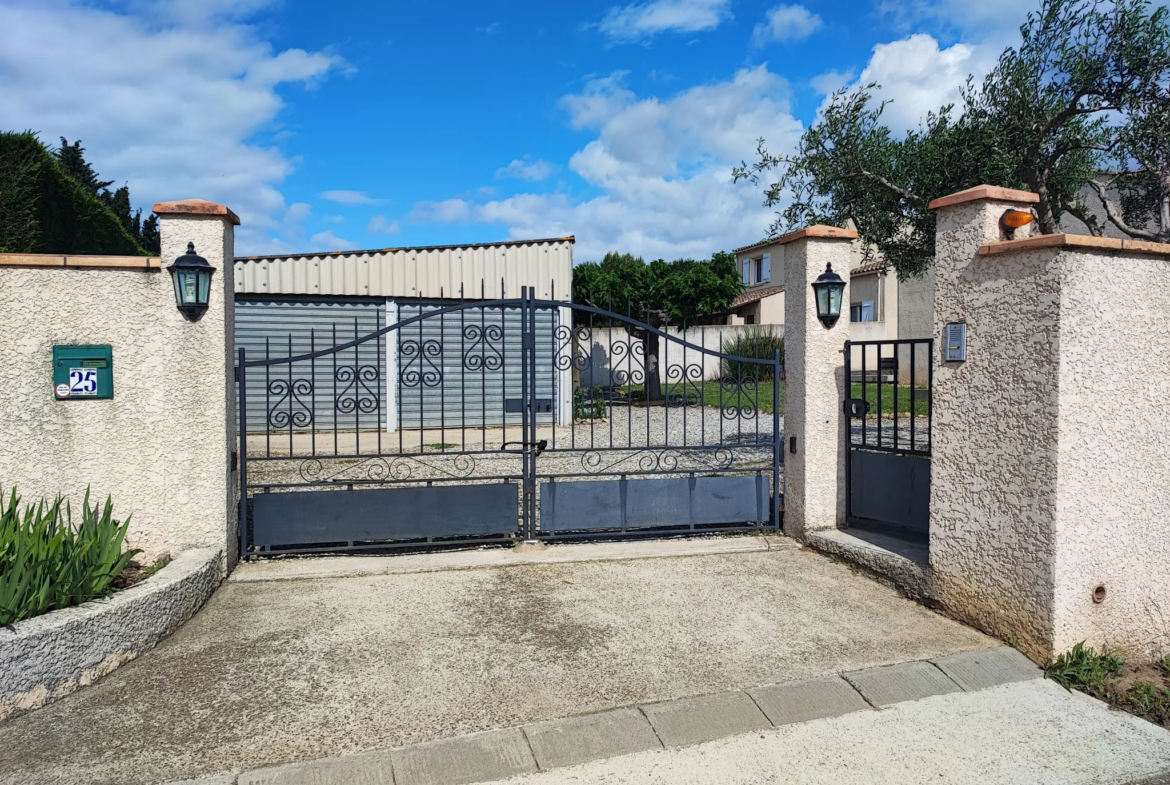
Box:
[0,0,1038,259]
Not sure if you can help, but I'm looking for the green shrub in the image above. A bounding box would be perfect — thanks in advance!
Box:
[0,132,147,256]
[1044,641,1124,693]
[574,387,607,420]
[721,326,784,381]
[0,487,140,625]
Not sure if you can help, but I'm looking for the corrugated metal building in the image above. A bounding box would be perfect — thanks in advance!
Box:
[234,237,574,433]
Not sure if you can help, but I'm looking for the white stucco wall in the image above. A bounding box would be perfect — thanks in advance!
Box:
[930,191,1170,660]
[0,214,236,567]
[781,235,852,540]
[1052,249,1170,659]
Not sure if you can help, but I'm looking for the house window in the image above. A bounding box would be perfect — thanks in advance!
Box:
[850,301,875,322]
[742,260,750,285]
[744,314,756,325]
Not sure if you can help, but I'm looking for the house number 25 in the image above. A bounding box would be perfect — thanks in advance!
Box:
[68,368,98,396]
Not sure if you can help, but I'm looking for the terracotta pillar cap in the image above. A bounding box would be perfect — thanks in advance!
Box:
[153,199,240,226]
[928,185,1040,211]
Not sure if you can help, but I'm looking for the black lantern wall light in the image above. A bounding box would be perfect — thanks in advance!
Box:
[168,242,216,321]
[810,263,846,328]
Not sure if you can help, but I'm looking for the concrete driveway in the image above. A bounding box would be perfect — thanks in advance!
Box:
[0,536,996,785]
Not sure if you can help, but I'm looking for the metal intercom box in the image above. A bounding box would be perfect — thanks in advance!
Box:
[53,345,113,400]
[944,322,967,362]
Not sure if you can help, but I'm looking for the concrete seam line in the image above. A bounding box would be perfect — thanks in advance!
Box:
[839,671,879,709]
[928,661,966,693]
[519,725,543,772]
[636,704,669,749]
[741,688,778,728]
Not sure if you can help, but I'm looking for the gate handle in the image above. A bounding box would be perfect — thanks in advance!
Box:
[501,439,549,456]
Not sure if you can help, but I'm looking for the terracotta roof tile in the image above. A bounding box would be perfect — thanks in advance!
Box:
[731,285,783,308]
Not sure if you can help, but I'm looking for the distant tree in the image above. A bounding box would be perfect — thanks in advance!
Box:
[55,138,112,196]
[573,251,742,400]
[734,0,1170,279]
[52,138,160,254]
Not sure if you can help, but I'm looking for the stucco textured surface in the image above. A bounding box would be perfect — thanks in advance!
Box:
[0,545,994,785]
[0,547,221,721]
[1053,250,1170,658]
[0,214,236,565]
[930,198,1060,656]
[930,196,1170,660]
[782,237,851,539]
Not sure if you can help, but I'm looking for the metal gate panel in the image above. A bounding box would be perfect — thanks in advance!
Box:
[252,484,519,547]
[540,476,768,532]
[236,300,385,433]
[397,302,555,429]
[848,450,930,533]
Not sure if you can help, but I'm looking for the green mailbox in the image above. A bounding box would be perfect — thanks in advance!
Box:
[53,345,113,400]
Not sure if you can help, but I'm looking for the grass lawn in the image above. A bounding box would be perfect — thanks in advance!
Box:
[583,379,784,415]
[850,383,930,416]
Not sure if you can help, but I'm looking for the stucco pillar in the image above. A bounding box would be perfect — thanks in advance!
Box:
[781,226,857,540]
[154,199,240,570]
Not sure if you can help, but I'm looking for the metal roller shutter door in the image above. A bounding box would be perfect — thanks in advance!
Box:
[236,300,386,434]
[397,303,556,429]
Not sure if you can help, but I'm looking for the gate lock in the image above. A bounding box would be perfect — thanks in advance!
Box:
[846,398,870,418]
[504,398,554,414]
[501,439,548,456]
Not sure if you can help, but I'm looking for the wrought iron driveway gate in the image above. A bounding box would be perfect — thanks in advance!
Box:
[844,339,932,539]
[237,287,782,556]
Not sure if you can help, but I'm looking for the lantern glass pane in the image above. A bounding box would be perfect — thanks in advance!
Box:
[197,269,212,305]
[816,285,830,316]
[182,270,199,304]
[828,284,843,315]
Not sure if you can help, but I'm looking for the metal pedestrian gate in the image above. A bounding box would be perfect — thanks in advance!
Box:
[236,286,783,556]
[843,339,932,539]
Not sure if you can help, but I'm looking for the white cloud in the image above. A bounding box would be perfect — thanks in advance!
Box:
[0,0,344,255]
[323,215,344,223]
[598,0,732,43]
[368,215,401,235]
[411,66,804,261]
[811,69,855,95]
[752,5,823,46]
[834,33,997,132]
[320,189,385,205]
[495,158,554,181]
[410,199,472,224]
[310,230,357,251]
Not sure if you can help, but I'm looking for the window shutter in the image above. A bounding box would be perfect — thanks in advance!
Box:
[742,260,750,285]
[761,253,771,283]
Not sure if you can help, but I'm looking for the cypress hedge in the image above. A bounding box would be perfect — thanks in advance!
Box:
[0,132,147,256]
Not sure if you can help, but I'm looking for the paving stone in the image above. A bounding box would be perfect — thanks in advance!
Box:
[932,646,1042,692]
[239,750,392,784]
[523,707,663,769]
[640,690,770,747]
[747,675,872,726]
[391,728,536,785]
[843,661,961,707]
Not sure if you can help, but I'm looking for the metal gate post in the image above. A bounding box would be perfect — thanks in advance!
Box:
[843,340,852,524]
[237,347,249,561]
[527,285,539,541]
[772,348,782,528]
[518,286,536,541]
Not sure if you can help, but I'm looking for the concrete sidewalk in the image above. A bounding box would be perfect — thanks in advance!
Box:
[168,647,1170,785]
[1,536,996,784]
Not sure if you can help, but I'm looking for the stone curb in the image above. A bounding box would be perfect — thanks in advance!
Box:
[0,547,222,722]
[172,646,1039,785]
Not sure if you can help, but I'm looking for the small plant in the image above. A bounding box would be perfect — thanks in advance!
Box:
[722,326,784,381]
[425,443,457,451]
[1044,641,1124,693]
[574,387,607,420]
[0,486,140,625]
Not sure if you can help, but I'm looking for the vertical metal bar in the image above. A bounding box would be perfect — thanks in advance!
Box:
[376,328,382,455]
[481,284,487,451]
[397,322,404,456]
[288,334,293,457]
[910,339,916,452]
[237,347,249,559]
[332,323,338,456]
[927,338,934,453]
[439,298,446,454]
[772,348,781,529]
[528,286,538,537]
[460,283,466,452]
[310,329,316,457]
[519,286,530,539]
[860,342,867,448]
[893,341,899,451]
[354,317,360,456]
[265,337,271,457]
[876,343,883,449]
[844,341,852,524]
